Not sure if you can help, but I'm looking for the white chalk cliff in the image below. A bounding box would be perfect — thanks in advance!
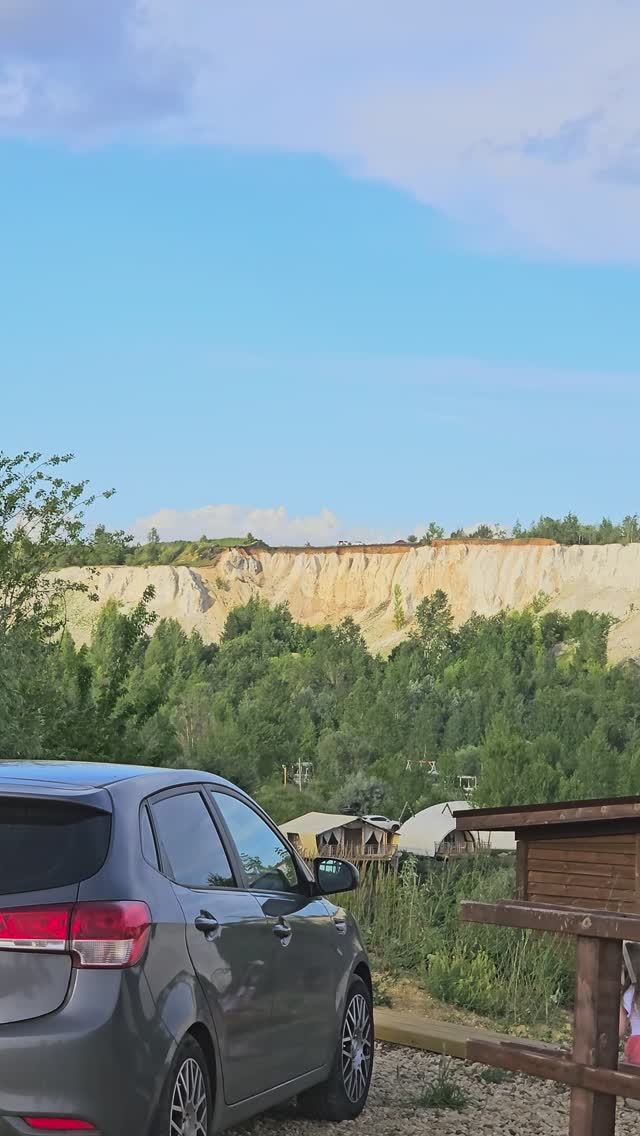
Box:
[57,542,640,662]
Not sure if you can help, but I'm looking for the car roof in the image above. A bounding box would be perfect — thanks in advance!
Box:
[0,760,230,791]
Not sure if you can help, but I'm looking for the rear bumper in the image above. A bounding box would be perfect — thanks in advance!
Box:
[0,969,173,1136]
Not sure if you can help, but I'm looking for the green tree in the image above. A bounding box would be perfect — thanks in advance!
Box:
[0,450,113,636]
[255,781,323,826]
[475,715,531,806]
[146,527,161,565]
[422,521,445,545]
[333,770,387,815]
[86,588,157,754]
[411,590,454,671]
[393,584,406,630]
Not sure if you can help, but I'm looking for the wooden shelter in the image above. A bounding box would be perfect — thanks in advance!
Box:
[455,796,640,1136]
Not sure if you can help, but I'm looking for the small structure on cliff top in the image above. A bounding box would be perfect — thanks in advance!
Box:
[455,795,640,1136]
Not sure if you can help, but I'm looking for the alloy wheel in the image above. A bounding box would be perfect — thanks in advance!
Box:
[170,1056,208,1136]
[341,992,373,1104]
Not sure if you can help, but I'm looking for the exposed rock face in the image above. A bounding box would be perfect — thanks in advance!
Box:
[55,542,640,662]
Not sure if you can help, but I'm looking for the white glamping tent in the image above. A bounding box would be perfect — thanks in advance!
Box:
[399,800,516,859]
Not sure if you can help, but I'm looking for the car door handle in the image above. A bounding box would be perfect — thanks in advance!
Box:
[272,920,292,942]
[195,912,219,937]
[333,917,347,935]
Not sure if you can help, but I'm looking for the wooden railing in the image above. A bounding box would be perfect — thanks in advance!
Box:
[317,843,397,863]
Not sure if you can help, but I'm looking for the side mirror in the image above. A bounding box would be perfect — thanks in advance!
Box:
[314,857,359,896]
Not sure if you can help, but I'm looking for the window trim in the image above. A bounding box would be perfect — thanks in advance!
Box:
[145,786,241,893]
[139,802,161,872]
[207,786,313,898]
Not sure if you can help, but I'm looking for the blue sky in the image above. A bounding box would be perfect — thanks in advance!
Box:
[1,1,639,543]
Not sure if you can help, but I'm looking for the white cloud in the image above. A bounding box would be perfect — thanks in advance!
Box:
[131,504,394,547]
[2,0,640,258]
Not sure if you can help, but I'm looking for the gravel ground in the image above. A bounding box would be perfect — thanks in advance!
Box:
[235,1045,640,1135]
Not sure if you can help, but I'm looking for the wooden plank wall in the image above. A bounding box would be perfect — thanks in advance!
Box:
[521,833,640,914]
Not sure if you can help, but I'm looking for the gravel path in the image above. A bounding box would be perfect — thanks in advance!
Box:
[235,1045,640,1135]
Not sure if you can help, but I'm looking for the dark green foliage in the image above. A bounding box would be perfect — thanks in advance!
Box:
[346,859,574,1024]
[332,771,387,814]
[451,514,640,545]
[4,583,640,812]
[0,451,114,635]
[517,512,640,545]
[54,533,264,568]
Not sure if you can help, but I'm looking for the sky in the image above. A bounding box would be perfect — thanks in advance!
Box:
[1,0,639,544]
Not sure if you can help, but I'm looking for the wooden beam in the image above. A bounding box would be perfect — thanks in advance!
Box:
[461,899,640,941]
[518,821,640,844]
[569,937,621,1135]
[468,1039,640,1102]
[493,1037,640,1080]
[457,797,640,833]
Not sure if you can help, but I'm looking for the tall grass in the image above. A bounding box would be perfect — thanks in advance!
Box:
[344,856,573,1026]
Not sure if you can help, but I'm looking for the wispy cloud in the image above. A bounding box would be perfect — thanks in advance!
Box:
[130,503,519,546]
[202,350,639,396]
[2,1,640,259]
[131,504,394,547]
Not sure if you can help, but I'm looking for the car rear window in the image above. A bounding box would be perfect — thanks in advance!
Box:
[0,798,112,895]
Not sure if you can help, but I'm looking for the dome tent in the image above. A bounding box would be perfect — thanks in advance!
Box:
[399,801,516,859]
[399,801,473,858]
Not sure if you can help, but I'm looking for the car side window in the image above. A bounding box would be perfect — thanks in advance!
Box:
[140,805,159,869]
[212,792,301,894]
[151,791,235,890]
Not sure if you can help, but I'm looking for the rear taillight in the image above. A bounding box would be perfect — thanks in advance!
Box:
[70,901,151,968]
[0,906,71,952]
[0,902,151,969]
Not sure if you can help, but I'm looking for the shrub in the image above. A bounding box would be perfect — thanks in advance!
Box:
[419,1055,467,1110]
[427,948,500,1017]
[344,856,574,1027]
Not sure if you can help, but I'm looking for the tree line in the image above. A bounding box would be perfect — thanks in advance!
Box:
[408,513,640,545]
[49,514,640,568]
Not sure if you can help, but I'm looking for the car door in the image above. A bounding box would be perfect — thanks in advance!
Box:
[210,789,341,1084]
[148,787,277,1105]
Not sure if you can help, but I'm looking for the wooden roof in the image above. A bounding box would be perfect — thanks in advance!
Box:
[454,795,640,833]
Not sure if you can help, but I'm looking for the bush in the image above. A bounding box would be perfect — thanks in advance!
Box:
[344,856,573,1027]
[427,948,500,1017]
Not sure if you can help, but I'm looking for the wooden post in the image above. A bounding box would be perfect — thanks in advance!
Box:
[516,839,528,900]
[569,936,622,1136]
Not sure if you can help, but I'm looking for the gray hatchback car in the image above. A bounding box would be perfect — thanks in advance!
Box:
[0,761,374,1136]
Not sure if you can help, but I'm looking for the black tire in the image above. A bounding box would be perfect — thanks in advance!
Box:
[152,1034,213,1136]
[297,976,374,1122]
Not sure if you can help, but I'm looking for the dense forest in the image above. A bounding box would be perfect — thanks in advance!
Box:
[2,452,640,825]
[6,588,639,823]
